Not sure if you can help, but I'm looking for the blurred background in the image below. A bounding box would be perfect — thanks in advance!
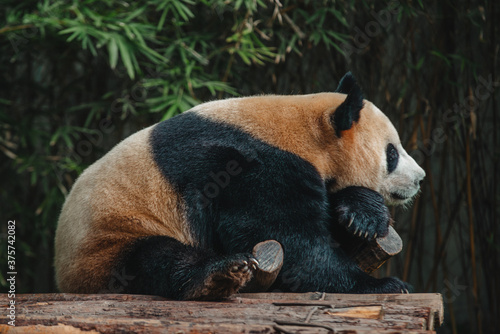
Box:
[0,1,498,333]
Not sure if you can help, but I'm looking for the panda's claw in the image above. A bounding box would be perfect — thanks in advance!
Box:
[354,227,359,235]
[373,233,377,239]
[249,258,259,267]
[347,217,354,228]
[249,257,258,270]
[364,231,369,239]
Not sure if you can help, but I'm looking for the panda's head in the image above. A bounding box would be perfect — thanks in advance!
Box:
[189,72,424,206]
[325,72,425,206]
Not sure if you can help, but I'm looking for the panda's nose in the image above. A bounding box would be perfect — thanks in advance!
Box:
[414,172,426,187]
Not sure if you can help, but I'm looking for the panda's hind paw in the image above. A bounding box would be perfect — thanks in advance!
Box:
[356,276,412,294]
[191,254,255,301]
[375,277,413,294]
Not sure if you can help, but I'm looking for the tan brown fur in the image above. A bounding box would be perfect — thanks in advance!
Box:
[192,93,399,192]
[54,126,194,293]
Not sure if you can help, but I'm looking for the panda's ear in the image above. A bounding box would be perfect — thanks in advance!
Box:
[335,71,358,94]
[331,72,364,137]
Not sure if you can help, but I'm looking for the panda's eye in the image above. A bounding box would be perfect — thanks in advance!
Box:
[386,143,399,173]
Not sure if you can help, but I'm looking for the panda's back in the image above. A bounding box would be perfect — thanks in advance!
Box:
[54,99,326,293]
[54,125,194,292]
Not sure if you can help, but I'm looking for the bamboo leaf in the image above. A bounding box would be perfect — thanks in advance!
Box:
[157,9,168,31]
[429,50,451,67]
[116,36,135,79]
[416,56,425,70]
[108,36,118,69]
[236,50,252,65]
[125,7,146,22]
[161,104,179,121]
[173,1,194,21]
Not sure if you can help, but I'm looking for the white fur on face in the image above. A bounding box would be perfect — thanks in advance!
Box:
[379,143,426,206]
[358,104,426,207]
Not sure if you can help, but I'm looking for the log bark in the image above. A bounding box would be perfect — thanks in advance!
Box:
[0,293,443,333]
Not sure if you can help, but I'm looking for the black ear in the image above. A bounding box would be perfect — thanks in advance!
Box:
[332,72,364,137]
[335,71,359,94]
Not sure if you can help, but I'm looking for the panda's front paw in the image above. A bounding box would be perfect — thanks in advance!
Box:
[329,186,390,240]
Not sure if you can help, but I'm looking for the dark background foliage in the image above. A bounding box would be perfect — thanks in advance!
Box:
[1,1,498,333]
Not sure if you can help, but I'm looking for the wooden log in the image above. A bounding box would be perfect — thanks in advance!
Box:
[243,239,284,292]
[348,225,403,273]
[242,292,445,329]
[0,293,444,333]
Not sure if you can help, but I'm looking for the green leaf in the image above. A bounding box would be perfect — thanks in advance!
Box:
[430,50,451,67]
[415,56,425,70]
[128,24,146,46]
[161,104,179,121]
[236,50,252,65]
[31,170,37,186]
[49,128,61,146]
[326,30,349,43]
[157,9,168,31]
[108,37,118,69]
[125,7,146,22]
[235,0,244,10]
[330,9,349,27]
[59,26,82,41]
[122,24,136,41]
[116,36,135,79]
[330,40,346,55]
[173,1,194,21]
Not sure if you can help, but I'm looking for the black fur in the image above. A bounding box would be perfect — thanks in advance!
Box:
[332,72,364,137]
[121,236,255,300]
[386,143,399,174]
[111,111,412,299]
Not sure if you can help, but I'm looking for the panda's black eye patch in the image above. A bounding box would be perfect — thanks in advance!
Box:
[386,143,399,173]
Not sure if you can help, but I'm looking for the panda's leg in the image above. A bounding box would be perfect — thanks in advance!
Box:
[272,235,411,294]
[119,235,257,300]
[326,245,411,294]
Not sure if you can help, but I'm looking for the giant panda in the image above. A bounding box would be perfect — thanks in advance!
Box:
[54,72,425,300]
